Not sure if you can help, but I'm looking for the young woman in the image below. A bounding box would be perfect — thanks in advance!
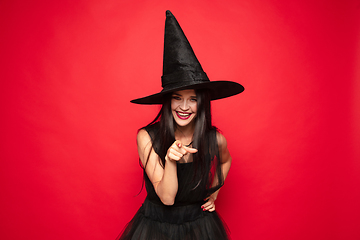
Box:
[117,10,244,240]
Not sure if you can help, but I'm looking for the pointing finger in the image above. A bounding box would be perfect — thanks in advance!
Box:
[183,145,198,154]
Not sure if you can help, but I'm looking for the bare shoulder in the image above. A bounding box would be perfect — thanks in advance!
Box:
[136,129,153,164]
[216,131,228,148]
[216,131,231,163]
[137,128,151,145]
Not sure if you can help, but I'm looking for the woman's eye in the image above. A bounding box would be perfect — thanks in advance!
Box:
[172,96,181,100]
[190,98,197,102]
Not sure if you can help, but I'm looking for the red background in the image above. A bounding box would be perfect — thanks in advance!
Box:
[1,0,360,239]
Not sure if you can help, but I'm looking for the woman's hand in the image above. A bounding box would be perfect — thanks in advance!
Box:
[165,140,198,162]
[201,196,216,212]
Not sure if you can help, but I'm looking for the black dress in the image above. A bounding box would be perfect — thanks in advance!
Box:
[117,125,230,240]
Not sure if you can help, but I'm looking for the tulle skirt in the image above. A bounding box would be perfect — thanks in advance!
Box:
[117,198,230,240]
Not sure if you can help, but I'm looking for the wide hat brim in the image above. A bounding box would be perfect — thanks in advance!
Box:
[130,80,244,104]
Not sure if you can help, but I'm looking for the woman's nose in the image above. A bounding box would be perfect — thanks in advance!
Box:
[180,100,189,110]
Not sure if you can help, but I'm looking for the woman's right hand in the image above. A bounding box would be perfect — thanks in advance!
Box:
[165,140,198,161]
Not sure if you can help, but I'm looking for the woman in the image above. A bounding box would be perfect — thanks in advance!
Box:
[117,10,244,240]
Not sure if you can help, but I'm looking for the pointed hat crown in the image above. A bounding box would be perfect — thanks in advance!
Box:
[131,10,244,104]
[162,10,209,87]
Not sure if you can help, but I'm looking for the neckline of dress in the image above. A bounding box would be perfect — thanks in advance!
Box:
[177,161,193,165]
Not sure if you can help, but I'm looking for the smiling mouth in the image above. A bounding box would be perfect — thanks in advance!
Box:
[176,111,192,120]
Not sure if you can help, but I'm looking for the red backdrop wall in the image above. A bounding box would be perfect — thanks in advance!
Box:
[1,0,359,239]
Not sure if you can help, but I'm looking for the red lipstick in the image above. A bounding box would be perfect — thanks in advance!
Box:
[176,111,192,120]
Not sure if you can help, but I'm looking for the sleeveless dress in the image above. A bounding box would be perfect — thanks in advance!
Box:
[117,125,230,240]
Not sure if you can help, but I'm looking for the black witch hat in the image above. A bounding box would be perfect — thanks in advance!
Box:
[131,10,244,104]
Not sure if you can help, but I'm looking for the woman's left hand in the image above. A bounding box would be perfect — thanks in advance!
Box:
[201,196,216,212]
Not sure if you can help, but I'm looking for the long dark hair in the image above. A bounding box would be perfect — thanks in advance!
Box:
[142,88,224,192]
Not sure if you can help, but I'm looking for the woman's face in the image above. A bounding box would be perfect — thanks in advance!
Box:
[171,89,197,127]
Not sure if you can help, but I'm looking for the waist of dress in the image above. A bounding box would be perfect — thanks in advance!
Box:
[142,197,206,224]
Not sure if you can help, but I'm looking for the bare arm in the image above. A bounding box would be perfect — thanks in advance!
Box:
[202,132,232,211]
[137,129,197,205]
